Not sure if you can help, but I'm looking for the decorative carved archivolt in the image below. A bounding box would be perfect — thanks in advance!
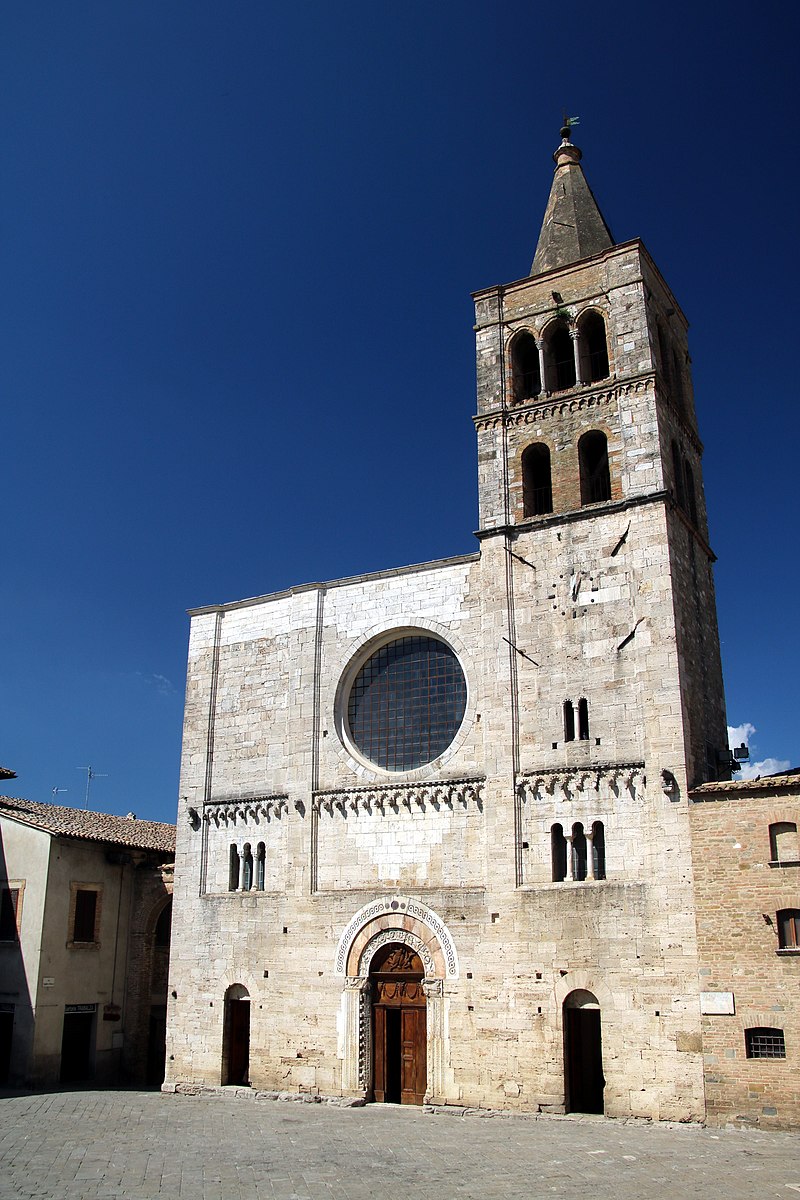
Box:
[335,895,459,979]
[203,794,289,827]
[313,777,484,818]
[516,762,646,804]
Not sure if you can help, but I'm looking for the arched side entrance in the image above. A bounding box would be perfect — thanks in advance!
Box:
[563,989,604,1114]
[371,945,426,1104]
[336,897,458,1104]
[222,984,250,1086]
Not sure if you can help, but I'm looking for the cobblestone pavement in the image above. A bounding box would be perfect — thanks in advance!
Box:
[1,1089,799,1200]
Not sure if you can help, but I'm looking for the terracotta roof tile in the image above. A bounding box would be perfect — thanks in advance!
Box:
[0,796,175,854]
[690,772,800,800]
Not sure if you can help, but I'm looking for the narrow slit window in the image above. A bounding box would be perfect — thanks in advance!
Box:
[672,441,685,509]
[551,824,567,883]
[510,331,541,402]
[578,431,611,505]
[683,460,698,525]
[578,311,609,383]
[544,321,576,392]
[572,822,587,882]
[242,844,253,892]
[522,443,553,516]
[563,700,575,742]
[591,821,606,880]
[578,698,589,740]
[229,844,240,892]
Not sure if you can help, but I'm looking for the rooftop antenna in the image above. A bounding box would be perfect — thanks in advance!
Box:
[51,787,69,803]
[75,765,108,809]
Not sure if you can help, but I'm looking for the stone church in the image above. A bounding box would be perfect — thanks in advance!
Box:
[166,125,733,1120]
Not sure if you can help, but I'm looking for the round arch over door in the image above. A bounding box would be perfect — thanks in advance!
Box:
[563,989,604,1114]
[370,944,426,1105]
[222,984,250,1086]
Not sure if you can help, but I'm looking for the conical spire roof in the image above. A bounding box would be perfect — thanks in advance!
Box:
[530,123,614,276]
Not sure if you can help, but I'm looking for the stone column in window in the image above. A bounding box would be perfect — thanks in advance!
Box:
[586,830,596,880]
[536,339,547,396]
[571,329,582,385]
[566,833,575,881]
[238,849,247,892]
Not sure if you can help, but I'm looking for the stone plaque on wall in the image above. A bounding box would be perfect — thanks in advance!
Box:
[700,991,735,1015]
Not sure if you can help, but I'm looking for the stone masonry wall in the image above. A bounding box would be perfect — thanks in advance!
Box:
[690,787,800,1128]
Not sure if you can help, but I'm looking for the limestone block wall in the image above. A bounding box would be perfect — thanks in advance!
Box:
[690,786,800,1128]
[473,241,668,534]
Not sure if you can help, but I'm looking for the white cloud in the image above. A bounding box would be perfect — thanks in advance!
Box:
[132,671,177,697]
[738,756,791,781]
[727,722,791,779]
[727,722,756,749]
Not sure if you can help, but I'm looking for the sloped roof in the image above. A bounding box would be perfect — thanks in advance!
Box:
[691,771,800,800]
[530,133,614,276]
[0,767,17,780]
[0,795,175,854]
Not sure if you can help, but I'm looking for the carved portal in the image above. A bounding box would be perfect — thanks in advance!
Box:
[337,899,457,1104]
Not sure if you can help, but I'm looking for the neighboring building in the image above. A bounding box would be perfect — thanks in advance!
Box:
[0,796,174,1087]
[689,772,800,1127]
[166,125,734,1120]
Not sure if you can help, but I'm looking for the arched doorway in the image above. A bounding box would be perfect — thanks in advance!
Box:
[370,944,426,1105]
[222,984,250,1086]
[563,989,604,1114]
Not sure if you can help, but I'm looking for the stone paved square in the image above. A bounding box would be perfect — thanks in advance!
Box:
[1,1090,799,1199]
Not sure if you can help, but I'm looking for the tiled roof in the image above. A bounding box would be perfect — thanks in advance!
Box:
[691,771,800,800]
[0,796,175,854]
[0,767,17,780]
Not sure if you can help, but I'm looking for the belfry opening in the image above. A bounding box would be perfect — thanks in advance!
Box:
[370,944,427,1105]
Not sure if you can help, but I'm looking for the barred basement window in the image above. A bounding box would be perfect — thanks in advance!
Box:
[745,1027,786,1059]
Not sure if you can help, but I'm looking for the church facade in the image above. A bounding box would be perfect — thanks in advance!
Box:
[166,127,733,1120]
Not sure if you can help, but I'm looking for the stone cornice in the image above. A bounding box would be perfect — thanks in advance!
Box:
[473,375,650,433]
[203,794,289,825]
[517,762,645,801]
[313,777,485,817]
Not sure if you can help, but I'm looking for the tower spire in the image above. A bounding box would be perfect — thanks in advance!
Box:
[529,120,615,277]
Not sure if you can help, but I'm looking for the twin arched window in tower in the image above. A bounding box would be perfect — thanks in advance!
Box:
[522,430,611,518]
[510,310,610,403]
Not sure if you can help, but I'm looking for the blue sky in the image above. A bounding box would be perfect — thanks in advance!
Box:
[1,2,797,821]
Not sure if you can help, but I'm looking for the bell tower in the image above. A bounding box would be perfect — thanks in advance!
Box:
[472,123,729,788]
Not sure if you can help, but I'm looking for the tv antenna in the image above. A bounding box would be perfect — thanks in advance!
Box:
[51,787,68,803]
[75,766,108,809]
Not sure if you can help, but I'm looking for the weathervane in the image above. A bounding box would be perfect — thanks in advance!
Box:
[561,112,580,141]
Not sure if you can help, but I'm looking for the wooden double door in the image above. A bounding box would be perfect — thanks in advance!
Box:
[371,946,427,1105]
